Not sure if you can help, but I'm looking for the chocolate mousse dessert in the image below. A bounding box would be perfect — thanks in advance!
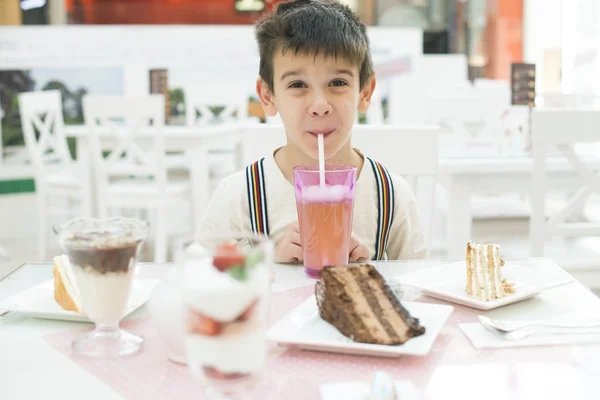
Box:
[316,264,425,345]
[62,232,141,274]
[58,230,145,326]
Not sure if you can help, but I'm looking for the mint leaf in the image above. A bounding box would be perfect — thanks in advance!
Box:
[228,266,247,281]
[244,249,263,270]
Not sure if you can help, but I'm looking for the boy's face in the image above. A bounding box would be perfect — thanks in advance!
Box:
[257,51,375,161]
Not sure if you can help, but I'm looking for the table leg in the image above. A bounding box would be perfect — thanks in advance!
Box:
[76,137,95,217]
[188,146,210,234]
[445,177,473,260]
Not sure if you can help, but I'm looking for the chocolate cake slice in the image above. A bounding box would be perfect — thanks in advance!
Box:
[315,264,425,345]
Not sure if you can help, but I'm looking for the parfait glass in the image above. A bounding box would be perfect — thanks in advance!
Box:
[54,217,150,358]
[181,234,272,399]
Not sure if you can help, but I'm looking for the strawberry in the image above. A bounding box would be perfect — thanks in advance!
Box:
[236,298,258,322]
[203,366,249,381]
[186,309,222,336]
[212,243,245,272]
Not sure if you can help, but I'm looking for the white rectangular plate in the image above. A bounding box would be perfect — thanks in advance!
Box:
[394,261,574,311]
[0,279,159,322]
[267,296,453,357]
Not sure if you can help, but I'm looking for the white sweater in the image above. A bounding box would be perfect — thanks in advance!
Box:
[196,149,427,260]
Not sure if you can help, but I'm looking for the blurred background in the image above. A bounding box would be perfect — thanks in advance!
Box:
[1,0,600,290]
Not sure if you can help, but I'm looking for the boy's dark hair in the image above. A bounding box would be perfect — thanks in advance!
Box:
[255,0,374,92]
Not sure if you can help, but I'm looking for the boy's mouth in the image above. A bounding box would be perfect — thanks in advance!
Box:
[307,129,335,137]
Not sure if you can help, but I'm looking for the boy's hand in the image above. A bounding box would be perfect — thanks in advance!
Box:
[274,222,303,264]
[349,235,370,263]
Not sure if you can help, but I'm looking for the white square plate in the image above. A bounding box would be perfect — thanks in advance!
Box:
[417,279,539,311]
[0,279,159,322]
[394,261,574,311]
[267,296,453,357]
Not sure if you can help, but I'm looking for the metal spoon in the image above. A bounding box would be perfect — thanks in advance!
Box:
[478,315,600,341]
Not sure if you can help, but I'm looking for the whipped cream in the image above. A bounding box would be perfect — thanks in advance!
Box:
[186,316,267,374]
[72,261,135,325]
[182,258,270,374]
[182,260,270,322]
[300,184,353,203]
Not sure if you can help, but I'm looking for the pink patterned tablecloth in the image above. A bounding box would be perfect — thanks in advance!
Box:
[43,284,577,400]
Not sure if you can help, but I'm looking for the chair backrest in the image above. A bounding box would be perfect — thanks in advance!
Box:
[82,95,167,198]
[238,124,287,167]
[530,108,600,256]
[185,85,250,126]
[351,124,441,248]
[18,90,72,184]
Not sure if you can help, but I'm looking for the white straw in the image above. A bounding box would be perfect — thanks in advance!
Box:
[318,134,325,188]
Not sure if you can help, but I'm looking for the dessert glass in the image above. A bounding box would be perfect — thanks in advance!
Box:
[54,217,149,358]
[181,234,272,399]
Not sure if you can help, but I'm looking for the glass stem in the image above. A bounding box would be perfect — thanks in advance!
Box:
[95,324,120,336]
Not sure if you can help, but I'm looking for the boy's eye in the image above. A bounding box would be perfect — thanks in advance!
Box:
[288,81,307,89]
[330,80,348,87]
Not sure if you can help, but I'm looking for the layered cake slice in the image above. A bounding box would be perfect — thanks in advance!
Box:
[315,264,425,345]
[53,254,83,313]
[466,241,515,301]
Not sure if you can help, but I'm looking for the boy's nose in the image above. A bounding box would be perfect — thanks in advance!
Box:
[308,95,332,117]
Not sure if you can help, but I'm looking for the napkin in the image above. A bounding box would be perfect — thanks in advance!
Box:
[459,322,600,349]
[320,380,419,400]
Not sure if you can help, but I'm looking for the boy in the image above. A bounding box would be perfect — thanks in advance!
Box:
[196,0,427,263]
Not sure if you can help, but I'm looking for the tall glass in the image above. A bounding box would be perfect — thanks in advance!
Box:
[293,164,357,278]
[181,234,272,399]
[54,217,149,358]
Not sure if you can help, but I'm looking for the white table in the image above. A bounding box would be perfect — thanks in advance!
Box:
[438,154,600,259]
[1,259,600,399]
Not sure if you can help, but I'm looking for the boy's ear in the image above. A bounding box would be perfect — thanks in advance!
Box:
[256,77,278,117]
[357,76,376,113]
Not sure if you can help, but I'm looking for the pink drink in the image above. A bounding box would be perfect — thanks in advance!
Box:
[293,164,357,278]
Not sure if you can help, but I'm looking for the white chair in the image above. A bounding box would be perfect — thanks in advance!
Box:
[352,125,441,249]
[185,85,251,127]
[185,85,260,187]
[235,124,440,250]
[18,90,93,260]
[530,108,600,258]
[83,95,192,262]
[237,124,286,167]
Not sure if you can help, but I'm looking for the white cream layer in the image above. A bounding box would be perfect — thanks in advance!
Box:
[182,259,270,373]
[182,260,270,322]
[72,261,135,325]
[468,243,506,301]
[185,319,266,374]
